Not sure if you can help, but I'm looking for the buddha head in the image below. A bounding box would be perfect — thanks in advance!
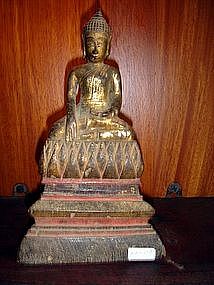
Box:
[83,10,111,63]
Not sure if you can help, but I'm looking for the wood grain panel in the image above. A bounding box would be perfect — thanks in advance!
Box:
[0,0,213,196]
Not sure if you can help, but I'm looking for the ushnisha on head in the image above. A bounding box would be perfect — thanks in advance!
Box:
[83,10,112,63]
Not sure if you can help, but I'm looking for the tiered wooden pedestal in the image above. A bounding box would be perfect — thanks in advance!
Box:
[18,179,164,264]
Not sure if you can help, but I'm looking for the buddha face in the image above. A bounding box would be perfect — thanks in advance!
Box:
[84,32,109,63]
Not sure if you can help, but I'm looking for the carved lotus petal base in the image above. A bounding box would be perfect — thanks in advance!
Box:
[41,140,144,179]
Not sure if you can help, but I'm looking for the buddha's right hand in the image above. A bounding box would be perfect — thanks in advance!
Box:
[65,117,77,142]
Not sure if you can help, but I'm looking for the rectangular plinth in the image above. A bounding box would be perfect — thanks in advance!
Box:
[18,230,164,264]
[18,181,165,264]
[30,198,155,218]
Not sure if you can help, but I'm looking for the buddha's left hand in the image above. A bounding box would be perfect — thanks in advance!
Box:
[92,108,118,118]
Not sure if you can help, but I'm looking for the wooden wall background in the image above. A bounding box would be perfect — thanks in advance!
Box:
[0,0,213,197]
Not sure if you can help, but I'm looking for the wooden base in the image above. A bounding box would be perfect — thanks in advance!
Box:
[18,231,164,264]
[18,182,165,264]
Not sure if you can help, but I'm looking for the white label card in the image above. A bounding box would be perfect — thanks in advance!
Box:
[128,247,156,261]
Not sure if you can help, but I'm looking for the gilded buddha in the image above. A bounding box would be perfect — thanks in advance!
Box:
[48,10,134,141]
[18,10,164,266]
[41,10,143,179]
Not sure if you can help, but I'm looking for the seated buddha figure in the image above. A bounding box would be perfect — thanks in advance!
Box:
[42,11,143,179]
[48,10,135,141]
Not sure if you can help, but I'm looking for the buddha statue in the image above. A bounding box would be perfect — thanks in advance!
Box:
[18,10,164,266]
[48,10,134,141]
[41,10,143,179]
